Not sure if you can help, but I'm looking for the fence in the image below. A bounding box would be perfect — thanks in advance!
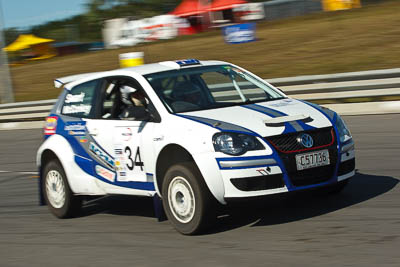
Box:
[0,68,400,129]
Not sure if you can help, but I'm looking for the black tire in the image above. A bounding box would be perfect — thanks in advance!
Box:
[162,162,216,235]
[314,179,350,196]
[42,160,82,218]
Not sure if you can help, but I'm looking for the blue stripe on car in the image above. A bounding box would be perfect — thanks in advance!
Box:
[242,104,296,133]
[74,155,155,191]
[56,116,155,191]
[175,114,259,136]
[244,103,316,133]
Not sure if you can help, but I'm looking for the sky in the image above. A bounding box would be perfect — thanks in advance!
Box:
[0,0,88,29]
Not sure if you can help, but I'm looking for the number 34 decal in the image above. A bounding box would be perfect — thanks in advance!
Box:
[124,146,144,171]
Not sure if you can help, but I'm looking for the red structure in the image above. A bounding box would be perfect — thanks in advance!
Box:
[207,0,247,11]
[170,0,209,17]
[170,0,248,33]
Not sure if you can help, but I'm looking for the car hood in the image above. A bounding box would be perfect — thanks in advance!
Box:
[182,99,333,137]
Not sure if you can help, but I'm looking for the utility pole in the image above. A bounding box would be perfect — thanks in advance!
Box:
[0,0,14,103]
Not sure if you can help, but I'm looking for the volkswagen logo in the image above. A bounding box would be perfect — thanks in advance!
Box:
[298,133,314,148]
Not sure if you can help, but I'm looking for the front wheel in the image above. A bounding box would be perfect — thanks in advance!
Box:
[42,160,82,218]
[162,162,215,235]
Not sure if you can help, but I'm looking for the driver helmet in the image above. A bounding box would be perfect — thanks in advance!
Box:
[120,85,137,105]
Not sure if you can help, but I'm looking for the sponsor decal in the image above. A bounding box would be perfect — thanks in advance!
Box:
[65,122,86,136]
[113,145,127,173]
[69,130,86,136]
[233,3,265,21]
[65,92,85,103]
[113,127,147,182]
[269,99,295,107]
[65,122,86,131]
[62,104,91,115]
[89,142,115,168]
[79,137,88,143]
[44,116,58,135]
[121,127,133,141]
[114,157,127,172]
[223,23,256,44]
[95,165,115,182]
[232,67,243,74]
[256,167,271,176]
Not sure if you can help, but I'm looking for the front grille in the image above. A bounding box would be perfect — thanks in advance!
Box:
[280,148,338,186]
[231,174,285,191]
[265,127,338,187]
[266,127,334,153]
[338,158,355,176]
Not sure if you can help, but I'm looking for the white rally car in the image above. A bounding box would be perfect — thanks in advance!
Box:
[37,59,355,234]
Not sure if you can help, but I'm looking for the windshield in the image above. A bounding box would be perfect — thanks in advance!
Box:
[144,64,285,113]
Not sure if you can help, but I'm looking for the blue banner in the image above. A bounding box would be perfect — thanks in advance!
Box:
[223,23,256,44]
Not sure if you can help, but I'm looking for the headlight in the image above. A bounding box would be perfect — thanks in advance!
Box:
[335,115,352,143]
[213,132,265,156]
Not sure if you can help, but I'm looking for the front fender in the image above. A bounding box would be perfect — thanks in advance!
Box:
[152,116,226,204]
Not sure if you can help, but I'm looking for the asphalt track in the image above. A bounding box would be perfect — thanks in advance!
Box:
[0,114,399,267]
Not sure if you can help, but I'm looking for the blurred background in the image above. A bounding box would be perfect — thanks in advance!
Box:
[0,0,399,102]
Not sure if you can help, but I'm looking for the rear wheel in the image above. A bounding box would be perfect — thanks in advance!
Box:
[42,160,82,218]
[162,162,215,235]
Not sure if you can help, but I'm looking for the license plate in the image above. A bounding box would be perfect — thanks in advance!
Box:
[295,149,330,171]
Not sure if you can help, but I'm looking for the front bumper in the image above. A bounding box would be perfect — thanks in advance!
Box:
[220,149,355,199]
[221,130,354,199]
[194,130,355,201]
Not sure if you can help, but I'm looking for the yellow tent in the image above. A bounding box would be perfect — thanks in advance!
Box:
[3,34,56,60]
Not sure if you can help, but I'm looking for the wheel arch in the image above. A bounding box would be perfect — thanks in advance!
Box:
[38,149,67,206]
[37,134,86,196]
[40,149,60,169]
[154,143,225,204]
[155,144,194,196]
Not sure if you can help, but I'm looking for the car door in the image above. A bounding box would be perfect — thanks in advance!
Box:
[85,76,157,192]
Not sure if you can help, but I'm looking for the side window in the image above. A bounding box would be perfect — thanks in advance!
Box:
[100,81,121,119]
[61,80,99,118]
[98,77,152,121]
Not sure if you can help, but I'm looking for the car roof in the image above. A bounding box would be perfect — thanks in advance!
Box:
[55,60,229,89]
[123,59,228,75]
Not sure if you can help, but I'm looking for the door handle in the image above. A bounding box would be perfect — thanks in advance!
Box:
[153,135,164,141]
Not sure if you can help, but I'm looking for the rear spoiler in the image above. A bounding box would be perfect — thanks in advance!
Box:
[54,72,103,89]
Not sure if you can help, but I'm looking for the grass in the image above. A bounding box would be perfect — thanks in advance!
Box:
[8,0,400,102]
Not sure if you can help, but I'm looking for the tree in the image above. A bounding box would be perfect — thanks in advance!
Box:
[4,28,21,46]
